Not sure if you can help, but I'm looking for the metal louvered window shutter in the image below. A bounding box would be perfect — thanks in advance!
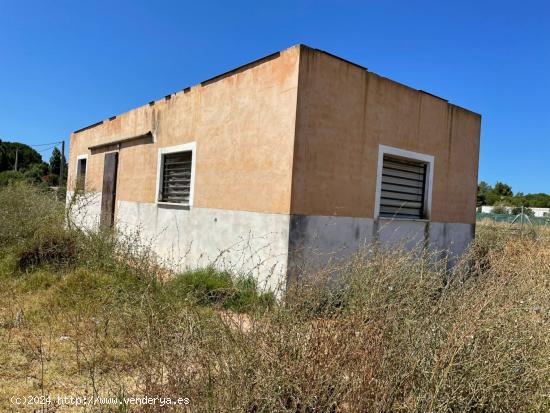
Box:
[160,151,192,204]
[380,155,427,219]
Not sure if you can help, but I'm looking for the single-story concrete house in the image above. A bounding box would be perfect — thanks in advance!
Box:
[67,44,481,291]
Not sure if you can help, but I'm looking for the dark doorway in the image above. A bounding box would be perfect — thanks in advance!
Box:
[100,152,119,228]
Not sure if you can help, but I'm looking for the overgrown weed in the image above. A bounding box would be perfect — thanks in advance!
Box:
[0,183,548,412]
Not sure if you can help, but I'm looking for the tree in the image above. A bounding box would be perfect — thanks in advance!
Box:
[0,142,6,170]
[24,162,50,185]
[0,163,50,188]
[477,181,492,206]
[0,140,43,172]
[478,180,550,208]
[494,181,513,197]
[50,148,67,184]
[523,193,550,208]
[478,181,492,194]
[49,147,62,175]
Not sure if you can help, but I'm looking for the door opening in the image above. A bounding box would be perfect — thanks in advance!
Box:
[100,152,119,228]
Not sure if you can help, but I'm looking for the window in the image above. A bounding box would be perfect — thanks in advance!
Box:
[379,156,427,219]
[375,145,434,220]
[156,143,196,206]
[76,156,87,191]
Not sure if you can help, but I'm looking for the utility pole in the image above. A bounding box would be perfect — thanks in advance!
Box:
[14,148,18,171]
[59,140,65,186]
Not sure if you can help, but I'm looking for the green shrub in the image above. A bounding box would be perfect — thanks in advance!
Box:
[511,206,535,216]
[168,267,233,304]
[0,182,64,248]
[0,170,26,187]
[19,270,61,292]
[491,204,509,214]
[225,276,275,312]
[16,231,78,270]
[53,268,115,309]
[167,267,274,312]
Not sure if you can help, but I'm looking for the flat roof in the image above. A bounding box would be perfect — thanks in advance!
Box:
[74,44,479,134]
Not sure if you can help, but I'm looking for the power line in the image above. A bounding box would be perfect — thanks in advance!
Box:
[30,141,64,147]
[6,140,66,185]
[37,145,57,154]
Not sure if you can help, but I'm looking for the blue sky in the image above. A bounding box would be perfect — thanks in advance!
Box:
[1,0,549,193]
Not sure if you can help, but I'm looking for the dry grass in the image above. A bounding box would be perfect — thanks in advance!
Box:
[0,184,548,412]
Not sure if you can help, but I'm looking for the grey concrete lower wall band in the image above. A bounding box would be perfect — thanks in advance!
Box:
[287,215,375,280]
[115,201,290,292]
[66,191,103,231]
[67,192,290,292]
[67,193,475,291]
[288,215,475,276]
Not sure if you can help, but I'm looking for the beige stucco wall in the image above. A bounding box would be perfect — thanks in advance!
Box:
[68,44,480,225]
[67,46,300,215]
[291,46,481,224]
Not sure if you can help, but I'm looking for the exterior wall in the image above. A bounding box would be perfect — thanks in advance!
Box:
[66,191,290,290]
[67,44,481,285]
[66,46,301,289]
[67,46,300,214]
[288,215,475,275]
[66,191,102,231]
[292,46,481,222]
[287,215,374,277]
[115,202,290,291]
[289,46,481,272]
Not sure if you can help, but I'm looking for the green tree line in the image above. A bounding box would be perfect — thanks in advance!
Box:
[478,181,550,208]
[0,140,66,187]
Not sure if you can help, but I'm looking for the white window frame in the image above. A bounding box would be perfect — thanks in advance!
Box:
[155,142,197,207]
[374,145,434,220]
[75,154,88,191]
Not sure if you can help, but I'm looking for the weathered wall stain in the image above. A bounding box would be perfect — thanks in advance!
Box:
[291,46,481,223]
[68,46,300,214]
[67,44,481,283]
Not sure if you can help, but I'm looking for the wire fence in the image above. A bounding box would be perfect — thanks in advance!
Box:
[476,212,550,227]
